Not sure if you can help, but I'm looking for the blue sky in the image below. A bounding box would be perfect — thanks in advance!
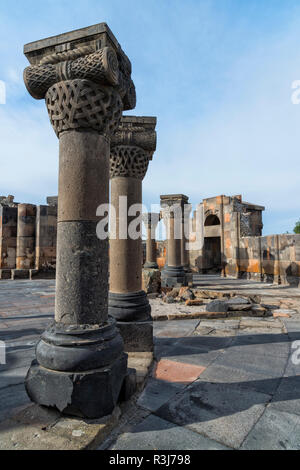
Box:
[0,0,300,235]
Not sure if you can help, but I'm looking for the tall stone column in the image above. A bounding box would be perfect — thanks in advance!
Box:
[161,194,188,287]
[0,203,17,279]
[12,203,36,279]
[143,213,160,269]
[23,23,136,418]
[109,116,157,352]
[181,199,192,271]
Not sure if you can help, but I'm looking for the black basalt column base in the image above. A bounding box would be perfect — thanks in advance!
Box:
[25,318,128,419]
[161,265,187,288]
[25,355,127,419]
[117,321,153,352]
[108,291,153,352]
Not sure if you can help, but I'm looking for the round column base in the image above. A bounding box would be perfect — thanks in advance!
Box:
[161,265,187,288]
[35,317,124,372]
[108,290,151,322]
[25,318,127,419]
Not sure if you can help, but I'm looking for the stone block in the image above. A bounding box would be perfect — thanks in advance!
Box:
[0,269,11,279]
[11,269,30,280]
[25,355,127,419]
[142,268,161,294]
[206,300,229,312]
[117,321,153,352]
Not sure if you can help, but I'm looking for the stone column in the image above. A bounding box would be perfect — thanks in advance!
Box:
[23,23,136,418]
[181,200,192,271]
[143,213,160,269]
[0,203,17,279]
[109,116,157,352]
[13,203,36,279]
[161,194,188,287]
[32,201,57,279]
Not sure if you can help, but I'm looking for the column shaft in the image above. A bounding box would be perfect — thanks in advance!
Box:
[16,204,36,270]
[55,130,109,325]
[110,176,142,294]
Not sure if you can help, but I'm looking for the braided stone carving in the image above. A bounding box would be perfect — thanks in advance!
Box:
[46,79,122,137]
[110,146,150,180]
[23,40,136,134]
[24,47,119,100]
[110,116,157,179]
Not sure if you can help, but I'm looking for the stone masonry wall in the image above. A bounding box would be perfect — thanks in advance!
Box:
[238,234,300,286]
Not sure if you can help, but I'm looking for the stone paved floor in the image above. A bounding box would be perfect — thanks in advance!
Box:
[1,276,300,450]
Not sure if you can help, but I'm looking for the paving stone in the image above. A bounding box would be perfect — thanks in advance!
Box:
[241,407,300,450]
[270,375,300,416]
[156,381,271,449]
[214,345,287,377]
[0,384,31,421]
[197,363,281,395]
[154,359,206,384]
[159,342,221,368]
[111,414,230,450]
[233,331,290,358]
[0,366,29,389]
[137,378,184,412]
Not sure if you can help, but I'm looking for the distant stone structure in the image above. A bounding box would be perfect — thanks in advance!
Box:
[0,195,57,279]
[188,194,300,287]
[160,194,189,287]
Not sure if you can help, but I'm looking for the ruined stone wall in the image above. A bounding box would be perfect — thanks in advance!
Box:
[0,206,18,269]
[0,196,57,278]
[35,205,57,270]
[238,234,300,286]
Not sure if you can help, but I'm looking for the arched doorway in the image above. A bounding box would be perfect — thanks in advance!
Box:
[203,214,221,273]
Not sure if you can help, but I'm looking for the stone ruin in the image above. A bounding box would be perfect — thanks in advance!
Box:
[0,21,299,424]
[0,195,57,279]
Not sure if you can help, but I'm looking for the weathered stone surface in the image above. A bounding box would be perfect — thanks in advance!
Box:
[117,321,153,352]
[25,355,127,419]
[0,403,121,450]
[206,300,229,313]
[179,287,195,301]
[142,268,161,294]
[185,299,204,306]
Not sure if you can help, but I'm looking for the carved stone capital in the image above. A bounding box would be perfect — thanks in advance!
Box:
[110,145,150,179]
[23,23,136,138]
[110,116,157,179]
[160,194,190,221]
[45,79,122,137]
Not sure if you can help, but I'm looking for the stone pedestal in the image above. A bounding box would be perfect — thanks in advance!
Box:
[109,116,157,352]
[161,194,189,288]
[23,23,136,418]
